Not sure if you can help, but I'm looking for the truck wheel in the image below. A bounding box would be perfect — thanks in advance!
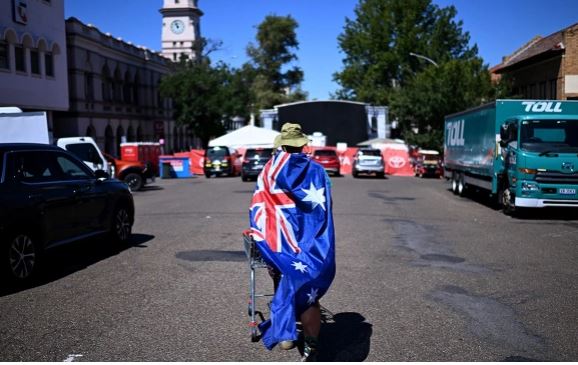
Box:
[124,173,143,191]
[458,175,466,196]
[499,186,516,215]
[451,175,459,195]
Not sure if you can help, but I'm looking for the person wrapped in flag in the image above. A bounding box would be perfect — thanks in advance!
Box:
[248,123,336,360]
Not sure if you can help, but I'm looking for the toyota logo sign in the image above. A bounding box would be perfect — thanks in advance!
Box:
[388,156,406,169]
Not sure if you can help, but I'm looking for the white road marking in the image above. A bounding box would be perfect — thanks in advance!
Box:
[63,354,83,362]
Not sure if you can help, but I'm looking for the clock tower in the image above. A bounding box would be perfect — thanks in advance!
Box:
[160,0,203,62]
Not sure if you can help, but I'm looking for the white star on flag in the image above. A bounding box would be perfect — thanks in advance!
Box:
[301,182,326,211]
[291,261,308,273]
[306,288,319,304]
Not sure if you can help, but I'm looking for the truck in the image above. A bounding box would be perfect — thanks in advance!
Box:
[444,99,578,214]
[0,107,50,144]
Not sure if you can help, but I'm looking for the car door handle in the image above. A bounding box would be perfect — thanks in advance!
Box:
[73,185,92,194]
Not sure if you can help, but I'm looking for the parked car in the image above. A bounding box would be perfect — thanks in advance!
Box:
[312,149,341,176]
[204,146,242,178]
[413,150,443,178]
[353,148,385,178]
[103,153,155,191]
[0,143,134,283]
[56,137,111,175]
[241,148,273,181]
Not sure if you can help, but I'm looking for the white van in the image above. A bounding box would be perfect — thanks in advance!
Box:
[56,137,110,175]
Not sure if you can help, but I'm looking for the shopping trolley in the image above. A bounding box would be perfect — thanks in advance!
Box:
[242,230,274,342]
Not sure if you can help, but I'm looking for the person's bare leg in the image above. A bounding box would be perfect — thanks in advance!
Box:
[300,304,321,338]
[300,303,321,360]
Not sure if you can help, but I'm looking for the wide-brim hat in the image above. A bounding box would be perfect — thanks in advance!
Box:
[274,122,309,148]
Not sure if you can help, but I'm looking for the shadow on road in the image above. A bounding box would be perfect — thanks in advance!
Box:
[136,185,164,192]
[317,311,373,362]
[0,233,155,297]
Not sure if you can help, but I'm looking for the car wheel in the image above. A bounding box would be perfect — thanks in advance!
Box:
[241,174,249,182]
[353,170,359,178]
[377,172,385,179]
[111,205,132,244]
[124,173,143,191]
[3,232,41,282]
[205,172,211,178]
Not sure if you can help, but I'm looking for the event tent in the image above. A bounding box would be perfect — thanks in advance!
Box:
[208,125,280,149]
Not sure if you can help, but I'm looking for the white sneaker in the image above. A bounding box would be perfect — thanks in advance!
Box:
[279,340,295,350]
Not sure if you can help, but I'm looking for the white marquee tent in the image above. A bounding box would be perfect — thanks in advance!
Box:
[208,125,280,149]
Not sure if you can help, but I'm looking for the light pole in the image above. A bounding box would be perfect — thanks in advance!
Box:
[409,52,439,67]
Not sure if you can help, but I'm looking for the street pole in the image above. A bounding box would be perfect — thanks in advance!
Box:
[409,52,439,67]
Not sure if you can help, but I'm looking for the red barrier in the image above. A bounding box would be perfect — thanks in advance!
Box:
[383,148,414,176]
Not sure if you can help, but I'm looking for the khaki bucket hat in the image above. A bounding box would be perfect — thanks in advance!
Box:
[274,123,309,148]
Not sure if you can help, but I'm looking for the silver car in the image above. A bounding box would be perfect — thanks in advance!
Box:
[353,148,385,178]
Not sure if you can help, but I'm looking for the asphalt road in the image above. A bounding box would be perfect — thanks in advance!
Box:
[1,174,577,361]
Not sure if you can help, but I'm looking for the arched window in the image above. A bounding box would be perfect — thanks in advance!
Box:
[102,65,112,101]
[136,125,143,141]
[133,72,140,106]
[173,127,179,151]
[113,67,122,102]
[104,125,114,155]
[85,125,96,139]
[116,125,124,155]
[123,70,132,104]
[126,125,135,142]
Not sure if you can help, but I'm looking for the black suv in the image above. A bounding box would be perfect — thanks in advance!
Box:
[241,148,273,181]
[0,144,135,283]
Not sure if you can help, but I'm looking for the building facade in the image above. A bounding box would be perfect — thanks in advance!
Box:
[54,17,194,156]
[492,23,578,101]
[160,0,203,62]
[0,0,69,138]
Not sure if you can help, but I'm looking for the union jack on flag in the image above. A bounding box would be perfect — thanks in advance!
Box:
[248,150,336,350]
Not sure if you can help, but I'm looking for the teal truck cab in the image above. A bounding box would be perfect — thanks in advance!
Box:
[444,100,578,214]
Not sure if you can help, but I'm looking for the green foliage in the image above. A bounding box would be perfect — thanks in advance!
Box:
[160,60,251,148]
[402,129,444,151]
[390,58,493,134]
[334,0,476,104]
[246,15,307,111]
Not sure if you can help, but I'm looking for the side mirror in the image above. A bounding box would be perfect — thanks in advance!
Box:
[499,124,509,142]
[94,169,110,180]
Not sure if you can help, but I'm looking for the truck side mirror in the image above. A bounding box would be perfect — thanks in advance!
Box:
[499,124,509,142]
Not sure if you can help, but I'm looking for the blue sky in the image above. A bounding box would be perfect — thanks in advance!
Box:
[64,0,578,100]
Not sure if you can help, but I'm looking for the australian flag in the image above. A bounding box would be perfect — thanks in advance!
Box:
[249,150,336,350]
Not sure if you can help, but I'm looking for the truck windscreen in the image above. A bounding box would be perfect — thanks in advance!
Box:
[520,120,578,153]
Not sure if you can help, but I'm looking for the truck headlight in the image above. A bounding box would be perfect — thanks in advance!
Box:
[521,182,540,192]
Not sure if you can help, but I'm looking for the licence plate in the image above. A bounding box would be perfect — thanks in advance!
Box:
[559,188,576,195]
[252,165,263,170]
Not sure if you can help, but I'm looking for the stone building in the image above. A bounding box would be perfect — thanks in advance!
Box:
[0,0,69,139]
[492,22,578,100]
[53,17,194,156]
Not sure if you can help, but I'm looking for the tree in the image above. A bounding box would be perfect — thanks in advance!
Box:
[334,0,477,105]
[390,58,493,148]
[246,15,307,112]
[160,59,252,148]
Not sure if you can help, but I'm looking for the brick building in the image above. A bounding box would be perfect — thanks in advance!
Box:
[492,22,578,101]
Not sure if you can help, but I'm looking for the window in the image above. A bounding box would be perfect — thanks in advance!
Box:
[30,49,40,75]
[550,79,557,100]
[14,152,60,182]
[84,72,94,101]
[0,42,9,70]
[539,82,546,99]
[65,143,103,165]
[56,156,91,179]
[45,52,54,77]
[14,45,25,72]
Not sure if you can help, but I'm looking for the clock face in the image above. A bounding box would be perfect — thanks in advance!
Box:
[170,20,185,34]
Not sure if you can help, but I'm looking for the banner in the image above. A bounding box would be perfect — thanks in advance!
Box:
[383,148,414,176]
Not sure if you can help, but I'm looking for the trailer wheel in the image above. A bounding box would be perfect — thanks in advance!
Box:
[457,175,466,197]
[451,174,459,195]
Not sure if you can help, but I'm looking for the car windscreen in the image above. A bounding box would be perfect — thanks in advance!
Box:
[66,143,103,164]
[520,120,578,153]
[246,149,273,159]
[314,150,337,157]
[206,147,228,159]
[358,150,381,157]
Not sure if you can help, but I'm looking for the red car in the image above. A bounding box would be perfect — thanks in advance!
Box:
[312,149,341,176]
